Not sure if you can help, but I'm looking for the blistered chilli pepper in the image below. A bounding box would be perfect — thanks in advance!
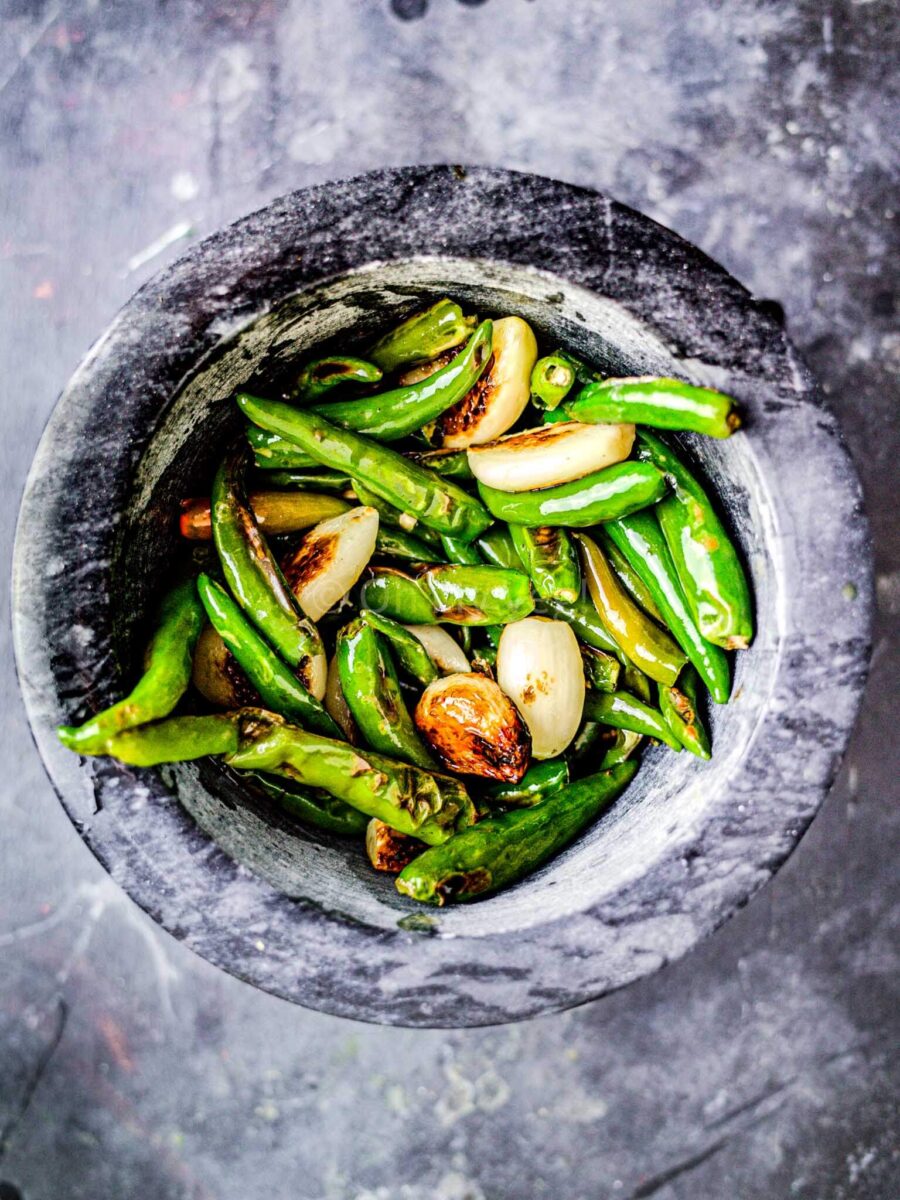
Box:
[419,565,535,626]
[583,690,682,751]
[210,448,326,692]
[658,666,711,759]
[248,771,370,836]
[476,527,523,570]
[312,321,492,441]
[237,395,492,542]
[292,356,382,402]
[509,524,581,604]
[57,578,204,754]
[538,594,625,661]
[581,646,621,693]
[577,533,686,687]
[602,536,664,623]
[636,431,753,649]
[360,610,439,686]
[368,298,477,373]
[565,377,741,439]
[541,407,571,425]
[246,426,317,469]
[477,461,666,528]
[395,761,637,905]
[407,447,475,482]
[599,728,644,769]
[601,513,731,703]
[530,354,576,410]
[375,526,442,563]
[336,618,437,769]
[440,534,483,566]
[350,479,443,551]
[197,575,340,738]
[359,567,438,624]
[227,714,475,844]
[99,713,241,766]
[180,491,349,540]
[485,758,570,808]
[258,468,352,492]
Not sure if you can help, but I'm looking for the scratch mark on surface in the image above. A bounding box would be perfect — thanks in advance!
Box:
[628,1105,786,1198]
[125,219,194,275]
[0,997,69,1161]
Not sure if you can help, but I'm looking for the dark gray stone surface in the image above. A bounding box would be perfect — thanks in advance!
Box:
[0,0,896,1196]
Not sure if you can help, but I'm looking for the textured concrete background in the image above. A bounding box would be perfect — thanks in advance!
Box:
[1,1,897,1197]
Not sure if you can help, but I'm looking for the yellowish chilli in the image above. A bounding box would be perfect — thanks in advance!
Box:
[496,617,585,759]
[437,316,538,448]
[467,420,635,493]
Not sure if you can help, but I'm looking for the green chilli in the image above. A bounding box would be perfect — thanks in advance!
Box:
[419,565,535,626]
[209,448,326,691]
[249,771,370,837]
[476,527,523,570]
[658,666,711,759]
[485,758,570,808]
[99,713,241,766]
[583,690,681,752]
[601,512,732,703]
[510,524,581,604]
[477,461,666,528]
[292,355,382,402]
[637,431,753,649]
[530,353,576,410]
[395,762,637,905]
[312,321,492,441]
[581,646,621,693]
[407,447,475,482]
[247,425,318,470]
[227,714,474,845]
[57,577,205,755]
[197,575,340,738]
[360,610,439,686]
[359,568,438,625]
[237,395,492,542]
[368,298,477,373]
[336,618,437,769]
[565,377,741,439]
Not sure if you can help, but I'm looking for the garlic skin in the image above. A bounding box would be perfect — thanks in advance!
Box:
[414,672,531,782]
[438,316,538,449]
[191,624,259,709]
[467,421,635,493]
[403,625,471,675]
[496,618,585,759]
[324,653,358,742]
[283,506,379,622]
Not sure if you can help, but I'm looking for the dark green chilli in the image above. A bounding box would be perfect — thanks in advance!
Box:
[395,762,637,905]
[312,321,492,441]
[292,355,382,402]
[248,771,370,837]
[637,431,753,649]
[484,758,570,808]
[418,565,535,626]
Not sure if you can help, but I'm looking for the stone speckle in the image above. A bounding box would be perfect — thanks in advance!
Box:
[1,3,897,1199]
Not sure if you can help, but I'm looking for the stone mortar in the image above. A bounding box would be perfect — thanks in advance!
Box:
[11,166,873,1027]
